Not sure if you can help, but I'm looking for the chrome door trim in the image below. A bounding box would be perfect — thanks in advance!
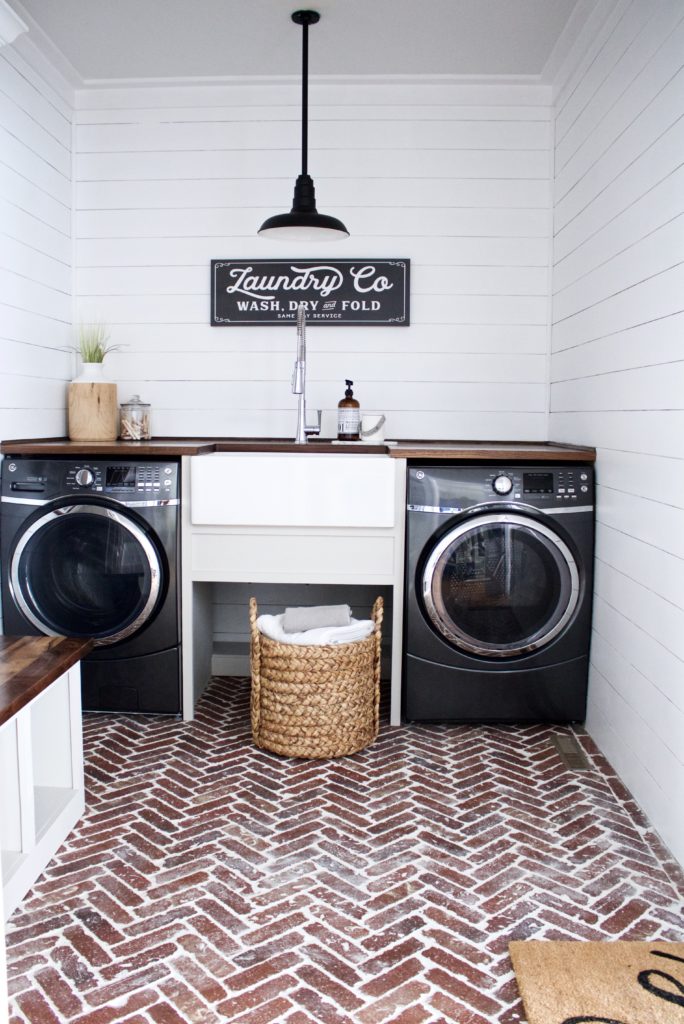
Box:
[422,511,580,658]
[1,496,46,506]
[10,503,162,646]
[543,505,593,515]
[408,501,593,515]
[1,495,179,508]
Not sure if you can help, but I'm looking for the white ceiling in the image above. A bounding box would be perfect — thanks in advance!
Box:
[11,0,581,82]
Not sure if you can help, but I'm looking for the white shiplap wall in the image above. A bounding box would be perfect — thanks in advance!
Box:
[0,35,73,440]
[549,0,684,864]
[74,79,552,440]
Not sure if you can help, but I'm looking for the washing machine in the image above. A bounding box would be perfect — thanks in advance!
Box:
[1,456,182,714]
[403,462,594,722]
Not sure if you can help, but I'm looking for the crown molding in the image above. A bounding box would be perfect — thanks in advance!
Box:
[0,0,27,47]
[3,0,82,87]
[542,0,623,95]
[79,70,547,90]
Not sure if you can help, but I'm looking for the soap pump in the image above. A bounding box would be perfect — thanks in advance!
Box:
[337,379,360,441]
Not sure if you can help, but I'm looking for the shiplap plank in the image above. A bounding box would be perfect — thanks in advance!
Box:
[554,0,642,140]
[75,117,550,154]
[0,90,70,180]
[0,163,70,235]
[591,632,683,761]
[550,311,684,381]
[0,198,70,264]
[555,67,684,226]
[592,448,684,508]
[113,379,545,414]
[588,659,684,820]
[76,292,547,326]
[0,51,71,139]
[0,235,71,294]
[75,81,550,111]
[76,103,552,125]
[150,406,545,441]
[549,412,684,458]
[76,264,547,298]
[101,322,548,356]
[75,234,550,269]
[554,165,684,292]
[75,206,549,240]
[0,305,72,349]
[0,124,71,204]
[551,361,684,413]
[105,350,544,386]
[594,558,684,662]
[0,374,69,408]
[76,176,552,211]
[0,44,73,444]
[0,338,70,379]
[554,109,684,241]
[552,263,684,351]
[586,677,684,871]
[76,146,550,182]
[553,209,683,321]
[0,266,70,323]
[595,519,684,605]
[555,0,681,167]
[592,595,684,712]
[0,409,65,440]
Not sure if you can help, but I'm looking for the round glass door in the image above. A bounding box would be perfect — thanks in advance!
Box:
[10,504,163,645]
[422,512,579,657]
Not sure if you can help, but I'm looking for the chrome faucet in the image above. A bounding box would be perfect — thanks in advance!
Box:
[292,302,307,444]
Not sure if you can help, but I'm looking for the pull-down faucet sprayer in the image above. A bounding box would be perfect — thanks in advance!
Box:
[292,302,307,444]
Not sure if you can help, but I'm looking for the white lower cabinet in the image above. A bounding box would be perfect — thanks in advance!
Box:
[0,665,84,920]
[182,453,407,724]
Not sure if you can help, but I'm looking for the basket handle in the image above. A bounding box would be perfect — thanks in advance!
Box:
[249,597,261,735]
[371,596,383,735]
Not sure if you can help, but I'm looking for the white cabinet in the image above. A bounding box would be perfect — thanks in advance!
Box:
[0,664,84,920]
[182,453,407,724]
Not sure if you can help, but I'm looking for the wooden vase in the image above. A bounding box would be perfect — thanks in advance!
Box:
[68,364,118,441]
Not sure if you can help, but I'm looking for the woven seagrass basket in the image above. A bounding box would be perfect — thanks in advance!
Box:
[249,596,383,759]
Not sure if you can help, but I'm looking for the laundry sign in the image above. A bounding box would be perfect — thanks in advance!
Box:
[211,259,410,326]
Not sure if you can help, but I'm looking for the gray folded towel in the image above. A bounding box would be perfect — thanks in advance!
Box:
[282,603,352,633]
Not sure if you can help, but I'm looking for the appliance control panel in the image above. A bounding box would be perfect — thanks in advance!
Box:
[1,458,179,501]
[407,464,594,512]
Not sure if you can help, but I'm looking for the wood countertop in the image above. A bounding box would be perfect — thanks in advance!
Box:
[0,437,596,461]
[0,635,92,728]
[0,438,216,456]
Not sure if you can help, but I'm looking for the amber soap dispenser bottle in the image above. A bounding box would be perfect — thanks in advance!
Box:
[337,379,360,441]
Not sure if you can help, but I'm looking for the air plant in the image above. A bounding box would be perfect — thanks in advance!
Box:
[74,322,120,362]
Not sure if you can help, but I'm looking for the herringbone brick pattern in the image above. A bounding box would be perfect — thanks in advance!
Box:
[6,676,684,1023]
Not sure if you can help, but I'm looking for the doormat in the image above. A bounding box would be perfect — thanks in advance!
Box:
[509,940,684,1023]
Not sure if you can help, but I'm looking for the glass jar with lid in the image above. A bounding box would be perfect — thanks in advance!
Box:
[119,395,151,441]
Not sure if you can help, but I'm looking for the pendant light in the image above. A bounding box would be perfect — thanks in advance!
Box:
[258,10,349,242]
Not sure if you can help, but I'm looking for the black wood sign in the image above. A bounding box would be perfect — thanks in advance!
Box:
[211,259,410,326]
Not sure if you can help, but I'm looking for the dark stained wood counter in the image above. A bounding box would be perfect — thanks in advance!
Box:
[0,438,216,457]
[386,440,596,461]
[0,636,92,727]
[0,438,596,461]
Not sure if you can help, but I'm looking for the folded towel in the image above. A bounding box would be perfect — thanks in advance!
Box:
[257,613,374,647]
[282,603,351,633]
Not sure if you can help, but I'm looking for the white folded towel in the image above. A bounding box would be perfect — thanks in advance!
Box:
[282,603,351,633]
[256,613,374,647]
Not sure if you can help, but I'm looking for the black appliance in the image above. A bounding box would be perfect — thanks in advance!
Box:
[1,456,181,714]
[404,463,594,722]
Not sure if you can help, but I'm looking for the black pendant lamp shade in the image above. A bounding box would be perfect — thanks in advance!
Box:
[258,10,349,242]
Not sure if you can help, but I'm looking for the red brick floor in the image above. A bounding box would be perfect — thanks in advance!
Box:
[6,676,684,1023]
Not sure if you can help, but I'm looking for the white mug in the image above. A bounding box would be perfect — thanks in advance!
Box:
[360,413,386,443]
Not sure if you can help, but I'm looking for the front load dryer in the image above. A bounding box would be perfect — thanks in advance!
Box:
[1,456,182,714]
[403,463,594,722]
